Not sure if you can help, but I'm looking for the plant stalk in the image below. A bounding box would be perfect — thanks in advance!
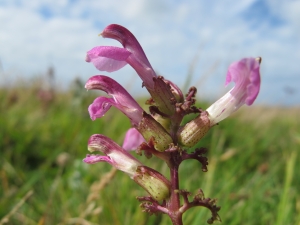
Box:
[167,154,183,225]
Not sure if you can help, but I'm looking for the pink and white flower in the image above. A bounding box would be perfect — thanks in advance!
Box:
[206,57,261,126]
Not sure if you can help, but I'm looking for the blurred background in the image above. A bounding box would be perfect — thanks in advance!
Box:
[0,0,300,224]
[1,0,300,105]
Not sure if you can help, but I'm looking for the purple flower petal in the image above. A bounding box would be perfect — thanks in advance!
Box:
[206,57,261,125]
[226,57,261,106]
[101,25,152,69]
[85,134,143,177]
[88,96,113,120]
[101,24,157,89]
[122,128,145,151]
[86,75,144,126]
[86,46,131,72]
[83,154,112,164]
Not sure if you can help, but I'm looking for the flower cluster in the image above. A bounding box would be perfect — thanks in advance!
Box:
[83,24,261,224]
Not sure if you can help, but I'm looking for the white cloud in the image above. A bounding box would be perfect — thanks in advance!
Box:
[0,0,299,105]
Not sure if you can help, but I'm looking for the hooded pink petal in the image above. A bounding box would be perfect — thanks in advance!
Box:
[86,46,131,72]
[206,57,261,126]
[88,96,113,120]
[84,134,143,177]
[122,128,145,151]
[225,57,260,106]
[101,24,152,69]
[100,24,157,89]
[86,75,144,126]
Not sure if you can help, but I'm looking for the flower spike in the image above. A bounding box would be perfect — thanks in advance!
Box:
[83,24,263,224]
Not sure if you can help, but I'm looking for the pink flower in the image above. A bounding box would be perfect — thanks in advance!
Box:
[83,134,143,177]
[206,57,261,125]
[85,46,131,72]
[86,24,157,89]
[83,134,142,178]
[122,128,145,151]
[83,134,171,201]
[86,75,143,126]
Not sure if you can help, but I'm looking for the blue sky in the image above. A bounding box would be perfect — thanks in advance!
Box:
[0,0,299,105]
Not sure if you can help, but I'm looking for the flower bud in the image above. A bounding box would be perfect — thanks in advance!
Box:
[137,113,173,151]
[177,112,210,147]
[163,78,184,103]
[134,166,170,201]
[147,76,176,115]
[153,114,171,132]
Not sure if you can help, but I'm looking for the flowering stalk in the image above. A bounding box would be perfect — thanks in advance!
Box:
[82,24,261,224]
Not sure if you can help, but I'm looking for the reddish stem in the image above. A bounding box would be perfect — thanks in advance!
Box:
[167,154,183,225]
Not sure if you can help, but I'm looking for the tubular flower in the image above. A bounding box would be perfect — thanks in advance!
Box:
[86,75,173,151]
[83,134,170,200]
[84,134,143,178]
[85,75,143,126]
[86,24,183,116]
[86,24,157,89]
[206,57,261,126]
[177,57,261,147]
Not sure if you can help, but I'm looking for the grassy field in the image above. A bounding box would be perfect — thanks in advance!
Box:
[1,77,300,225]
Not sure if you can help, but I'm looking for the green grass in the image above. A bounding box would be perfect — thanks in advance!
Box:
[1,78,300,225]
